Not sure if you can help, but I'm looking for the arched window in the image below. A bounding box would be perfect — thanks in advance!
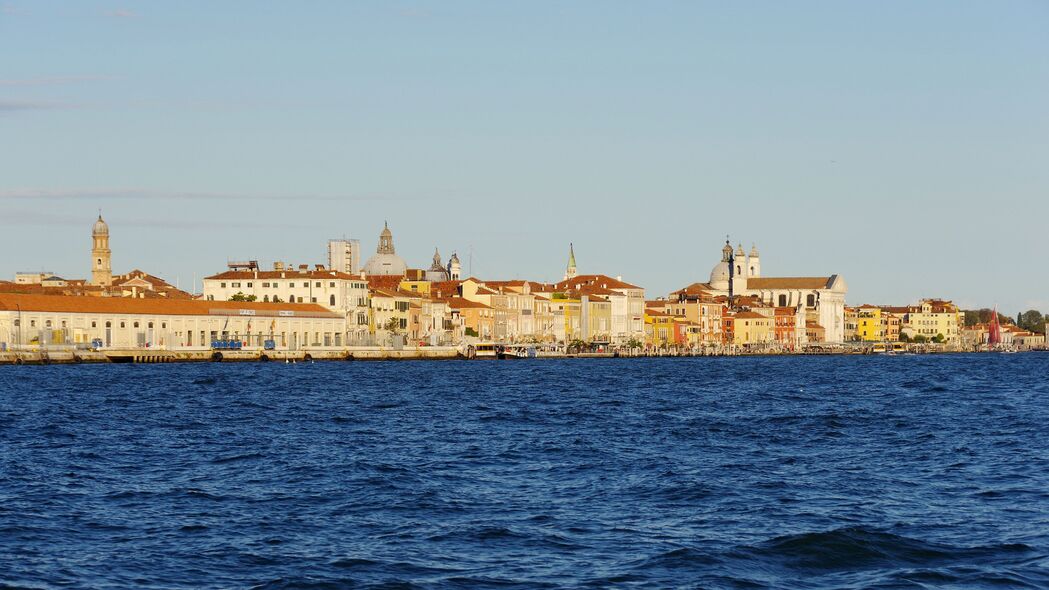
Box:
[736,265,742,275]
[148,322,153,329]
[329,294,336,307]
[45,320,52,328]
[105,321,111,328]
[750,266,755,275]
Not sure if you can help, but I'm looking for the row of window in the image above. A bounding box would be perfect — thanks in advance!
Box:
[219,281,348,289]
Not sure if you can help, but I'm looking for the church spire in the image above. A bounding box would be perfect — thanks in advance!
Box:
[564,243,578,281]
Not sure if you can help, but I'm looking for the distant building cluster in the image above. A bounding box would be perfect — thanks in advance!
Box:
[1,215,1042,353]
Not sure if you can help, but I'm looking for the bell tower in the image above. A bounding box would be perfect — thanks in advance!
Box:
[564,243,578,281]
[91,213,112,287]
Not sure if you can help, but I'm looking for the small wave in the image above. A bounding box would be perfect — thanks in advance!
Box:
[211,452,265,464]
[733,527,1035,572]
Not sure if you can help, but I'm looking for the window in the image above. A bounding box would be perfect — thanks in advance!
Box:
[246,282,253,288]
[148,322,154,329]
[133,322,139,328]
[315,282,321,288]
[297,297,303,303]
[329,282,335,287]
[262,282,270,288]
[330,294,336,306]
[220,282,227,288]
[288,283,295,288]
[778,294,787,306]
[120,322,125,328]
[231,282,241,288]
[45,320,52,328]
[807,294,816,307]
[311,297,317,303]
[263,295,270,302]
[30,320,36,327]
[106,321,111,328]
[91,321,97,328]
[161,322,166,329]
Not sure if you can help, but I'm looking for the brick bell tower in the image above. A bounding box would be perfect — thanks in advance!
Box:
[91,213,112,287]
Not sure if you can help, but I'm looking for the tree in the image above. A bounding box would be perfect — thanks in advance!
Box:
[383,318,400,334]
[1017,310,1045,333]
[913,335,928,344]
[899,333,911,343]
[229,292,256,302]
[464,327,478,337]
[932,333,945,343]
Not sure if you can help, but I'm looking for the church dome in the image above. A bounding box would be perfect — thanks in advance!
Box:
[93,215,109,235]
[709,261,730,290]
[362,222,408,276]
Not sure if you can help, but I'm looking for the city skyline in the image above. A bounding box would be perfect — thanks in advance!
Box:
[2,1,1047,312]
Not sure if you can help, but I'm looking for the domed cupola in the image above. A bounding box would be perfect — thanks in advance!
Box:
[93,214,109,236]
[362,222,408,276]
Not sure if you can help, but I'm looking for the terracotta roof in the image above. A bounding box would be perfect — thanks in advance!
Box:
[206,269,361,281]
[734,311,770,319]
[747,277,833,290]
[442,297,491,310]
[366,275,404,290]
[554,274,642,291]
[0,293,340,318]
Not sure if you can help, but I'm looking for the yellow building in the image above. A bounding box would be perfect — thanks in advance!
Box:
[644,309,675,348]
[855,305,884,342]
[901,299,963,345]
[733,311,773,345]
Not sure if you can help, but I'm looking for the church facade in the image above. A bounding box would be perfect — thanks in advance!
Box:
[677,241,848,343]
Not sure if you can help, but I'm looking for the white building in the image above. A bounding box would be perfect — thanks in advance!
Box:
[0,293,345,350]
[202,264,371,339]
[328,239,361,275]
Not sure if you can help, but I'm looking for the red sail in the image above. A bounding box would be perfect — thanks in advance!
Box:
[988,306,1001,346]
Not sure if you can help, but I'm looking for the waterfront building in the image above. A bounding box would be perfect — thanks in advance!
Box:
[327,239,362,275]
[898,299,963,344]
[202,264,370,339]
[774,306,803,349]
[0,293,343,350]
[553,275,645,344]
[91,214,113,287]
[362,223,408,277]
[679,240,848,342]
[856,305,884,342]
[644,308,675,348]
[443,297,493,340]
[732,311,774,345]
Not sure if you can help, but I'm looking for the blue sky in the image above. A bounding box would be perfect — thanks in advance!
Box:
[2,1,1047,312]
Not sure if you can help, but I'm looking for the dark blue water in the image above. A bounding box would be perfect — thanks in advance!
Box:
[2,355,1048,589]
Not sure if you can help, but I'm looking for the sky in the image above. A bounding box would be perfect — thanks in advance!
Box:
[2,1,1047,313]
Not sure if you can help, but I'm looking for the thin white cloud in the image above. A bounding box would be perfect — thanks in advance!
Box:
[104,8,137,18]
[0,75,115,87]
[0,187,417,202]
[0,99,79,111]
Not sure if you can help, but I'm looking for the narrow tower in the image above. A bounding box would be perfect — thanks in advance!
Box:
[564,243,578,281]
[748,243,761,277]
[91,213,112,287]
[447,252,461,280]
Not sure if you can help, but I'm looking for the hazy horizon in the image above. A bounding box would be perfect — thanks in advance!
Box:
[2,1,1047,314]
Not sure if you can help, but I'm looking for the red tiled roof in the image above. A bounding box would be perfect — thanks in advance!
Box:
[206,269,361,281]
[0,293,340,318]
